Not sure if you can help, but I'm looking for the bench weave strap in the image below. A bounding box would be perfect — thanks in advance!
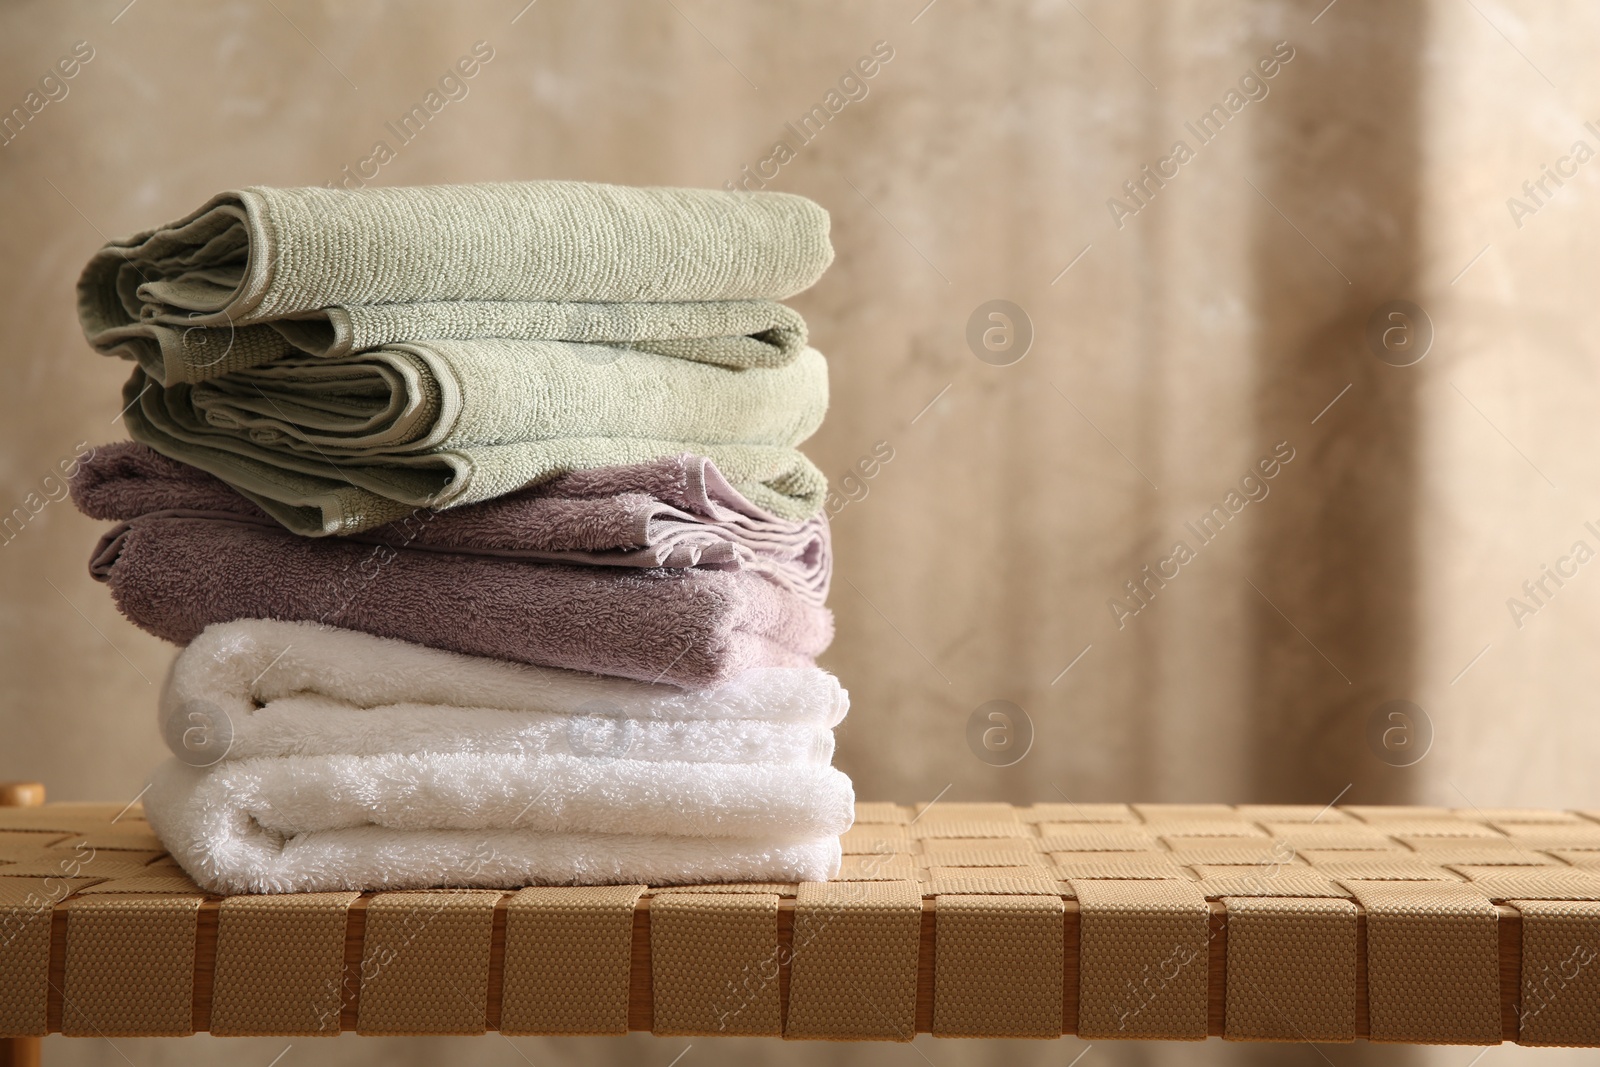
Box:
[1222,895,1357,1041]
[785,880,921,1040]
[211,892,359,1035]
[932,894,1063,1038]
[0,879,62,1036]
[1348,880,1501,1044]
[63,893,202,1036]
[16,801,1600,1041]
[1073,879,1208,1039]
[1513,898,1600,1046]
[501,885,645,1035]
[650,892,781,1036]
[356,890,501,1036]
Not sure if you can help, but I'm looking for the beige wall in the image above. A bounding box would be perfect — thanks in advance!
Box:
[3,1,1597,1063]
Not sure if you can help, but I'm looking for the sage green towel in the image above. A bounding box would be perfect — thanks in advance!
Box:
[91,299,808,386]
[121,339,830,536]
[78,181,831,380]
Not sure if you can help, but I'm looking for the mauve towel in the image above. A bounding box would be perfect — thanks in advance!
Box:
[73,442,830,605]
[87,512,833,689]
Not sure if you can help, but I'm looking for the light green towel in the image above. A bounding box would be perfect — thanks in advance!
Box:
[122,339,830,536]
[78,181,832,380]
[91,299,808,386]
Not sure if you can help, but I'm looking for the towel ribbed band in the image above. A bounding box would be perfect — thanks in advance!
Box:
[355,890,501,1036]
[1221,896,1357,1041]
[1073,879,1209,1040]
[650,892,782,1036]
[785,880,921,1040]
[1347,880,1501,1044]
[211,892,359,1035]
[931,894,1063,1038]
[62,893,202,1036]
[1513,899,1600,1046]
[0,879,61,1036]
[500,885,646,1035]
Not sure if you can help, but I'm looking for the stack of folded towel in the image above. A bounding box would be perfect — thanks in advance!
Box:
[70,180,854,893]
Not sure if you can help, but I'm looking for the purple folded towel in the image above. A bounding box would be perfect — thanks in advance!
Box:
[73,442,830,605]
[87,515,831,688]
[74,445,834,688]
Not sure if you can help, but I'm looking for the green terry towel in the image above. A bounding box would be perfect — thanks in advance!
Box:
[79,182,831,381]
[91,299,809,386]
[120,339,830,536]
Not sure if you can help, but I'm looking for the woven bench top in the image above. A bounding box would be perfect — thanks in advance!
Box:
[5,799,1600,1044]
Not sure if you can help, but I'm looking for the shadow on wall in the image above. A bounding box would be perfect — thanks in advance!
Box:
[1247,3,1427,824]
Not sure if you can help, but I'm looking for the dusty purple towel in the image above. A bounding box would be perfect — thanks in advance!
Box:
[85,511,832,688]
[73,442,830,606]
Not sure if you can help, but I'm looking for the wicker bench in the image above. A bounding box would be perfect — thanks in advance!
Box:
[5,787,1600,1059]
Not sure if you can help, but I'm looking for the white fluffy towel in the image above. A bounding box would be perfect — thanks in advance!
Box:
[158,619,846,764]
[140,619,854,893]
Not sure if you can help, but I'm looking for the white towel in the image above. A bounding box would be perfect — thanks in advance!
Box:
[162,620,849,768]
[145,759,847,893]
[152,752,854,837]
[172,694,835,765]
[143,619,855,893]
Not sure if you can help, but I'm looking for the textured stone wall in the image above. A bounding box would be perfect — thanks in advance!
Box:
[2,1,1596,1064]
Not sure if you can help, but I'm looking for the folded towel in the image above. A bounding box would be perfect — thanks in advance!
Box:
[90,300,809,385]
[91,514,833,688]
[79,182,833,324]
[154,753,853,837]
[120,338,828,534]
[161,619,846,764]
[145,759,846,893]
[80,181,829,389]
[74,442,830,604]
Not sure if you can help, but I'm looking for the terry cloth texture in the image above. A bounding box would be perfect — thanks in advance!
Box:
[117,340,829,535]
[78,182,834,531]
[90,300,809,384]
[157,619,845,764]
[142,759,847,894]
[74,441,830,605]
[78,182,833,325]
[86,509,833,689]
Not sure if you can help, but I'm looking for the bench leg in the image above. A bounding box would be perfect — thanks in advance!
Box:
[0,1039,41,1067]
[0,782,46,1067]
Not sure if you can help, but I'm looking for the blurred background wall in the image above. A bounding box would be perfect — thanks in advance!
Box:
[2,0,1597,1064]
